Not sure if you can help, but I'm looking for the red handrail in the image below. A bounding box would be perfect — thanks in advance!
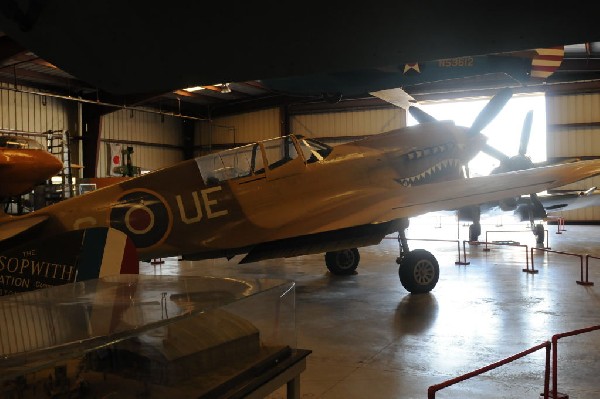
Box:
[551,325,600,398]
[427,341,551,399]
[485,229,549,249]
[463,240,533,273]
[531,247,592,286]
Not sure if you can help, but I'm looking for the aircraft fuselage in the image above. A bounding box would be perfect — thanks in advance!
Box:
[21,124,483,261]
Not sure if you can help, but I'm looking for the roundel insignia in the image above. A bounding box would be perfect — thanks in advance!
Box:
[110,190,172,249]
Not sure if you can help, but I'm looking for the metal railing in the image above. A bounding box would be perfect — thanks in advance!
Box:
[428,324,600,398]
[531,247,593,286]
[485,228,549,249]
[462,240,534,273]
[551,325,600,398]
[427,341,551,399]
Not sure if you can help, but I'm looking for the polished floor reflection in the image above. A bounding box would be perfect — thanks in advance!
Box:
[140,217,600,399]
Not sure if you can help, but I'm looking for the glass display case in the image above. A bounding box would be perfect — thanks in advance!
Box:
[0,274,298,398]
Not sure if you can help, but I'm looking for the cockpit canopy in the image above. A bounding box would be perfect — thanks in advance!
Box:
[196,134,332,184]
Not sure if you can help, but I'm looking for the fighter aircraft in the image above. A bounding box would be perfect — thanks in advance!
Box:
[2,89,600,295]
[0,136,63,200]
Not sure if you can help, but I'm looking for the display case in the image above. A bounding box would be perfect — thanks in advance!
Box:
[0,274,299,398]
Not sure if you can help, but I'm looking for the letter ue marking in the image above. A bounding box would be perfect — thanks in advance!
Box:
[176,186,229,225]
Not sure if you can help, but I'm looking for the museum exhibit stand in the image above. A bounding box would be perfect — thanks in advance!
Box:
[0,274,309,398]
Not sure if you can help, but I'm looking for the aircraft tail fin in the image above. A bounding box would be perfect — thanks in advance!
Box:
[530,46,564,80]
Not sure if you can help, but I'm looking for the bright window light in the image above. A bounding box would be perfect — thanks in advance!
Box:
[407,93,546,177]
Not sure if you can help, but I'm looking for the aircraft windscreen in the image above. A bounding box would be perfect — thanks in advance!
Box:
[262,136,299,170]
[297,137,332,163]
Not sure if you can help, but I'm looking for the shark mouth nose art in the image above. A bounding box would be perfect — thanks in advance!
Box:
[396,142,465,187]
[397,159,462,186]
[405,142,455,160]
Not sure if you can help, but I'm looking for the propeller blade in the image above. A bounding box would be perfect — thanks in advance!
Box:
[518,110,534,156]
[468,88,513,135]
[408,106,437,124]
[481,143,510,163]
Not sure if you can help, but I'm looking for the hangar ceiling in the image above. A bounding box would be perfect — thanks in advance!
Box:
[1,2,600,118]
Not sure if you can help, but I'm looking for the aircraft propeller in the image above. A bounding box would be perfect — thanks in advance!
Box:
[408,87,515,164]
[408,88,540,173]
[408,106,437,124]
[408,89,546,226]
[467,88,513,137]
[488,110,536,173]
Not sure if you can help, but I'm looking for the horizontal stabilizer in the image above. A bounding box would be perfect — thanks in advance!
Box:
[0,215,49,244]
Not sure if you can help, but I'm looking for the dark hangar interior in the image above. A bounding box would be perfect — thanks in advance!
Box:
[1,3,600,398]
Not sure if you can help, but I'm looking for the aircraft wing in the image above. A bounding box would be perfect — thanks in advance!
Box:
[377,160,600,226]
[541,187,600,213]
[273,160,600,237]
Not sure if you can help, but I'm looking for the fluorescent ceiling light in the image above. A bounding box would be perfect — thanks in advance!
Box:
[183,86,205,92]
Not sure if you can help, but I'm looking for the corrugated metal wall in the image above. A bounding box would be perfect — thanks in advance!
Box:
[0,83,77,148]
[547,93,600,221]
[194,108,280,156]
[291,108,405,145]
[98,108,184,176]
[193,107,405,155]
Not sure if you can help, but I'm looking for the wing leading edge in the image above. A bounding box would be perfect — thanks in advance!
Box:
[282,159,600,237]
[386,160,600,225]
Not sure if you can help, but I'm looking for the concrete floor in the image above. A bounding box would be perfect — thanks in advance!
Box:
[140,216,600,399]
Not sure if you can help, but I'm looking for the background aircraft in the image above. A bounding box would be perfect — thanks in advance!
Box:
[2,89,600,295]
[260,48,565,101]
[0,136,63,200]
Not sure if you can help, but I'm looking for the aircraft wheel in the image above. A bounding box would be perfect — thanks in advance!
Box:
[325,248,360,275]
[469,223,481,242]
[534,224,545,244]
[398,249,439,294]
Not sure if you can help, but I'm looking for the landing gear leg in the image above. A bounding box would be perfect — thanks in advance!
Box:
[469,206,482,242]
[533,223,545,245]
[395,218,440,294]
[469,222,482,242]
[528,194,547,245]
[396,222,410,264]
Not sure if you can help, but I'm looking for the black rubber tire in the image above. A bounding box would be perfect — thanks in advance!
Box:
[325,248,360,275]
[469,223,481,242]
[534,223,545,244]
[398,249,439,294]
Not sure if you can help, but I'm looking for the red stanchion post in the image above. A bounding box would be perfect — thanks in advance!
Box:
[551,325,600,399]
